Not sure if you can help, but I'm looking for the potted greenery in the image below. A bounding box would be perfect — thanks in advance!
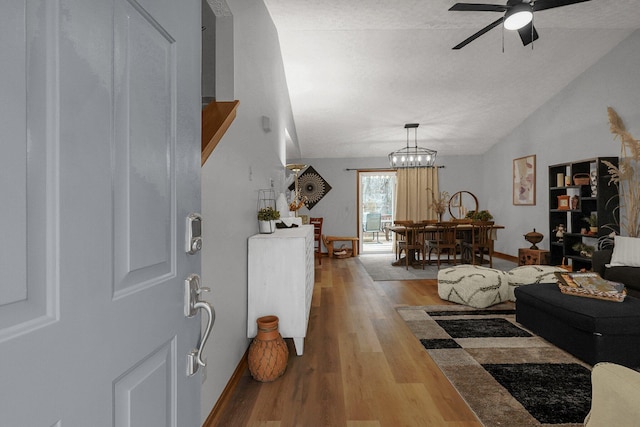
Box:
[257,207,280,234]
[583,213,598,234]
[465,210,493,222]
[572,242,595,258]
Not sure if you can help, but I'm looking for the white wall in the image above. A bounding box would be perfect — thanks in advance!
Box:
[483,30,640,256]
[199,0,297,420]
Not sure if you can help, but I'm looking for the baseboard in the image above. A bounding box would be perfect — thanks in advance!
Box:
[494,251,518,264]
[202,346,249,427]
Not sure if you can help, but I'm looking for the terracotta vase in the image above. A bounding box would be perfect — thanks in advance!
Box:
[248,315,288,382]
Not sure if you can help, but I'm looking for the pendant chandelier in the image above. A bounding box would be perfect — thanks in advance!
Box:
[388,123,437,169]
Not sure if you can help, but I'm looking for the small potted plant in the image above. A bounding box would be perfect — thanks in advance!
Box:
[257,207,280,234]
[583,213,598,234]
[465,210,494,222]
[572,242,595,258]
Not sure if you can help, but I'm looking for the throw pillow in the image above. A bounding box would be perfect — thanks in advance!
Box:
[609,236,640,268]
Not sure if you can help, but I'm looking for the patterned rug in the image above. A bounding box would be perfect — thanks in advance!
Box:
[358,253,518,281]
[396,303,592,426]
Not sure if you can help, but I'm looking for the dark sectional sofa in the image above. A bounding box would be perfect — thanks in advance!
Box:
[592,249,640,297]
[515,283,640,368]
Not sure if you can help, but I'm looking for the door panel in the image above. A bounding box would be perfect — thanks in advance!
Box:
[0,0,58,342]
[114,338,176,427]
[113,0,176,296]
[0,0,201,425]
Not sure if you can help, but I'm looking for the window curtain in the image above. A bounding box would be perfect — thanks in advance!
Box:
[395,168,439,222]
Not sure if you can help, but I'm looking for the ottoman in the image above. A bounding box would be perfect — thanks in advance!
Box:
[437,265,509,309]
[515,283,640,368]
[507,265,566,301]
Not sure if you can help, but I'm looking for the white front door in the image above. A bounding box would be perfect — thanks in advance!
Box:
[0,0,202,425]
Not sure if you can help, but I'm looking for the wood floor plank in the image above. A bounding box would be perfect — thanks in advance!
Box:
[216,256,482,426]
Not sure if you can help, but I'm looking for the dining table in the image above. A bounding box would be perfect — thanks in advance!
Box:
[390,223,505,267]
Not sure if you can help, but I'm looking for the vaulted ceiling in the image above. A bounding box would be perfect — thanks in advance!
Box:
[263,0,640,159]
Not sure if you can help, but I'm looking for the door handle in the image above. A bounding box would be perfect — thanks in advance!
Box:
[185,274,215,377]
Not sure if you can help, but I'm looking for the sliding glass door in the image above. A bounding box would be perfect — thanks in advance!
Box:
[358,171,396,254]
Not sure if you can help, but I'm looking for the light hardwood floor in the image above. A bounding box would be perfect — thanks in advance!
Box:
[216,255,483,426]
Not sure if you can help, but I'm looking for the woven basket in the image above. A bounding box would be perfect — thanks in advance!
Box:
[573,173,590,186]
[333,244,352,259]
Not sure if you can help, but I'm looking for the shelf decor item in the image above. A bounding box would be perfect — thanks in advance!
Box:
[584,213,598,234]
[573,173,590,185]
[257,189,279,234]
[257,207,280,234]
[606,107,640,237]
[248,315,289,382]
[523,228,544,250]
[557,195,570,210]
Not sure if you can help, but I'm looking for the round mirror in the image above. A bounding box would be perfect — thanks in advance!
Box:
[448,191,479,219]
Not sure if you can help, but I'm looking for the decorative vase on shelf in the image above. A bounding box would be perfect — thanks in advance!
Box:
[248,315,289,382]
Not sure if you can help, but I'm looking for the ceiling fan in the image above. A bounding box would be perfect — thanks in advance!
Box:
[449,0,591,50]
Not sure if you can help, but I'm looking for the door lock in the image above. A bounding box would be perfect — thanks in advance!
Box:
[186,213,202,254]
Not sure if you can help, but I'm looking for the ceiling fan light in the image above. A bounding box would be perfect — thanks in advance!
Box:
[504,4,532,30]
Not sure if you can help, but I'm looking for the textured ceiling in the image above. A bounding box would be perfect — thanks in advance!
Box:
[263,0,640,159]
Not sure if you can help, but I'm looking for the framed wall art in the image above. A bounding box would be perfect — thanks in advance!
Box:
[513,155,536,205]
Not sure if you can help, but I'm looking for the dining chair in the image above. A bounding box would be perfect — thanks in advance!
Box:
[461,221,495,268]
[451,218,473,257]
[397,221,428,270]
[309,217,323,265]
[393,220,414,261]
[426,222,459,268]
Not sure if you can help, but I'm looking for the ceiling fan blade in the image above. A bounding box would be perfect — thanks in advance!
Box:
[449,3,508,12]
[452,17,504,50]
[518,23,540,46]
[532,0,591,12]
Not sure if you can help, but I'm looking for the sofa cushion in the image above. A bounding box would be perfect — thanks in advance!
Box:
[605,266,640,289]
[610,236,640,267]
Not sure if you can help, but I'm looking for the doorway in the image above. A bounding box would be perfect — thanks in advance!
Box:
[358,171,396,254]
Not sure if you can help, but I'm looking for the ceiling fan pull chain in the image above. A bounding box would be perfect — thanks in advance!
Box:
[502,22,505,53]
[531,12,534,50]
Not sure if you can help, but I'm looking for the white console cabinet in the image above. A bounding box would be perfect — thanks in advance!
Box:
[247,225,314,355]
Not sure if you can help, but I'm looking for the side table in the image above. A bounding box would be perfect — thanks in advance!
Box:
[518,248,550,266]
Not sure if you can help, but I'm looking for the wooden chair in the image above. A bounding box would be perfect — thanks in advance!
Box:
[362,212,382,243]
[452,218,473,256]
[462,221,494,268]
[426,222,459,268]
[397,222,428,270]
[393,220,413,260]
[309,217,323,265]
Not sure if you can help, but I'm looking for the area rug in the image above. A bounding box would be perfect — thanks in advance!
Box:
[396,303,592,426]
[359,253,518,281]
